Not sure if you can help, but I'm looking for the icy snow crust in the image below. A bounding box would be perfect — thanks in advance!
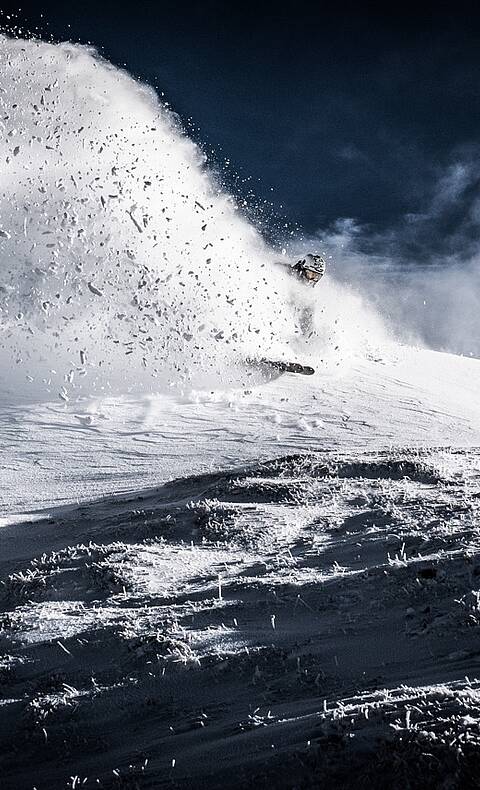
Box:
[1,35,480,790]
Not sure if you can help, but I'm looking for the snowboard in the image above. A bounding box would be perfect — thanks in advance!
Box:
[250,358,315,376]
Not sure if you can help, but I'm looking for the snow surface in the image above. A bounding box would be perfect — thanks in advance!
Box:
[1,34,480,790]
[1,346,480,521]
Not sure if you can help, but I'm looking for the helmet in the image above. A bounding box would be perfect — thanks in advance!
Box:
[293,253,326,285]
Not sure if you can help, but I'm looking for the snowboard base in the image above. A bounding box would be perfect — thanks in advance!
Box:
[250,358,315,376]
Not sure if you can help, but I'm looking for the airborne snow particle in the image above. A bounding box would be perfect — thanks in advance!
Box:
[87,282,104,297]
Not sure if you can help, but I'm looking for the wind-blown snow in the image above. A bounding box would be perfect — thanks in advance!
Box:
[0,35,388,401]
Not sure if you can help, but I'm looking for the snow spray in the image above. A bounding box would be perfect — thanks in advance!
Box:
[0,36,388,400]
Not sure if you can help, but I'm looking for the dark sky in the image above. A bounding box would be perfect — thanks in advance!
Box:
[3,1,480,251]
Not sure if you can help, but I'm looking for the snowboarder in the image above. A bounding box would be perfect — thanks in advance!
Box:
[277,253,326,287]
[280,253,326,337]
[250,253,326,377]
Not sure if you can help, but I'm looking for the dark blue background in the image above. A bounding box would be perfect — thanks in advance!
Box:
[2,1,480,254]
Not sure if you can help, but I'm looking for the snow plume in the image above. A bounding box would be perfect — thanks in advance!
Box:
[300,158,480,359]
[0,35,390,401]
[0,35,295,400]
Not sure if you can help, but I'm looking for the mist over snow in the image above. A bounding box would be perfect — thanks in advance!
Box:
[298,158,480,358]
[0,35,390,403]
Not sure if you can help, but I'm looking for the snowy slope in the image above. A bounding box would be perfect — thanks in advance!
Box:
[1,347,480,789]
[1,345,479,519]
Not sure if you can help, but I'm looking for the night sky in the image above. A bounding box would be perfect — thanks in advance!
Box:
[2,1,480,256]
